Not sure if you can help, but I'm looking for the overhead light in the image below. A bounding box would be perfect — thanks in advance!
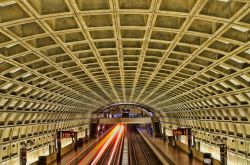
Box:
[0,99,8,106]
[244,48,250,54]
[220,82,229,88]
[217,0,230,2]
[219,64,230,70]
[232,25,249,32]
[9,67,21,73]
[32,91,39,96]
[231,57,244,63]
[229,79,240,85]
[2,83,13,89]
[0,0,16,7]
[220,40,229,44]
[241,75,250,82]
[21,73,32,78]
[5,43,17,48]
[40,80,47,84]
[14,86,23,92]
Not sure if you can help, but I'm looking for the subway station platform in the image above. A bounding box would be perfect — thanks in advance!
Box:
[0,0,249,165]
[138,129,202,165]
[32,125,221,165]
[49,139,95,165]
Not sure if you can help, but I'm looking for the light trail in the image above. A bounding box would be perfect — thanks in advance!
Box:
[90,126,120,165]
[77,124,123,165]
[107,124,124,165]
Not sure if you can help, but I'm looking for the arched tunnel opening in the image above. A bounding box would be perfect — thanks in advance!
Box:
[89,103,162,139]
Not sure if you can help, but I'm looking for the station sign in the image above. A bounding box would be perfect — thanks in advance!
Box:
[173,128,191,136]
[58,131,77,138]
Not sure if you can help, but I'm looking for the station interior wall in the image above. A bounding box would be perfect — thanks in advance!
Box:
[161,117,250,165]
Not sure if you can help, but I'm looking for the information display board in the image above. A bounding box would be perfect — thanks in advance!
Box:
[173,128,191,136]
[58,131,77,138]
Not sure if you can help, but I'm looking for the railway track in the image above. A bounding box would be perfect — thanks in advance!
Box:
[97,130,124,165]
[128,126,163,165]
[75,124,125,165]
[97,124,125,165]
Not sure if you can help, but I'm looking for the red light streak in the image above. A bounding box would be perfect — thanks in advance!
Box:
[90,126,120,165]
[77,124,124,165]
[107,124,124,165]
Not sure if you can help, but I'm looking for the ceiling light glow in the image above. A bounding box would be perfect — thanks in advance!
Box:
[217,0,230,2]
[232,25,249,32]
[0,0,16,7]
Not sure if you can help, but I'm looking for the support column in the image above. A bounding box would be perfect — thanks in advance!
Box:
[172,136,176,147]
[56,132,61,162]
[73,132,77,151]
[195,140,200,151]
[49,143,55,154]
[219,143,227,165]
[146,123,152,135]
[85,128,89,142]
[162,127,166,141]
[20,144,27,165]
[151,117,161,138]
[187,128,193,158]
[90,118,99,138]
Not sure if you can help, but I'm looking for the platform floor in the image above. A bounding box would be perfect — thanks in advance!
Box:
[139,129,202,165]
[50,139,95,165]
[54,130,202,165]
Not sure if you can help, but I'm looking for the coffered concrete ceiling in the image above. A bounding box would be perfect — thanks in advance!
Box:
[0,0,249,115]
[0,1,250,162]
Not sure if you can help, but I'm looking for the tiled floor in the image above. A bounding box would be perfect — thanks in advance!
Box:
[139,129,202,165]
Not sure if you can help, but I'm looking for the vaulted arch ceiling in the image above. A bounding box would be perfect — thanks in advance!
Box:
[0,0,249,117]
